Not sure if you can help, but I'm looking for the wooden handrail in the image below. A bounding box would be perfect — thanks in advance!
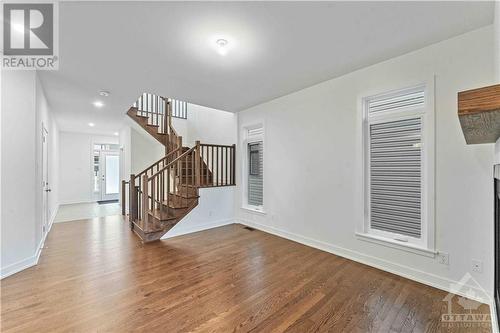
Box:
[130,108,164,116]
[150,146,195,179]
[135,147,180,179]
[199,143,235,148]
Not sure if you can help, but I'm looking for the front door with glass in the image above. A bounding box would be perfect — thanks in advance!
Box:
[100,151,119,201]
[93,144,120,202]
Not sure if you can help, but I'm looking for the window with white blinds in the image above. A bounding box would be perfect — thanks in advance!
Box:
[363,85,433,249]
[244,125,264,210]
[369,117,422,238]
[248,142,263,206]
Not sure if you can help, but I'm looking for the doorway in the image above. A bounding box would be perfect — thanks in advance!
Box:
[42,126,50,237]
[93,143,120,202]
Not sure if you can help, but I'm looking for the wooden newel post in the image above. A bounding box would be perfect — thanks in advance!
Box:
[195,141,201,186]
[168,100,172,132]
[142,175,149,231]
[177,136,182,155]
[129,174,136,227]
[232,144,236,185]
[164,98,170,152]
[121,180,126,215]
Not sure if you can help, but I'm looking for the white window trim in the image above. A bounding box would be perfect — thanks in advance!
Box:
[241,122,265,214]
[358,80,436,257]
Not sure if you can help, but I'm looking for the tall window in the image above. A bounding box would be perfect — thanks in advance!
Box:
[362,85,434,251]
[244,126,264,210]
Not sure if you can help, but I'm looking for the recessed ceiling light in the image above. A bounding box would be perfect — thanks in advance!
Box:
[99,91,110,97]
[93,101,104,108]
[216,39,228,56]
[113,132,119,136]
[88,122,95,127]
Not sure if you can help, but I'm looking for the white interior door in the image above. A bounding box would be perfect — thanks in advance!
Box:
[100,151,120,201]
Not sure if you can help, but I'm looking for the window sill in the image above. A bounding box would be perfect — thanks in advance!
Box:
[355,232,436,258]
[241,206,266,215]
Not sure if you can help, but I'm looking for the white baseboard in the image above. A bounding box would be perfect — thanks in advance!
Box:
[161,219,234,239]
[237,219,492,305]
[1,204,59,280]
[49,203,59,232]
[0,254,38,279]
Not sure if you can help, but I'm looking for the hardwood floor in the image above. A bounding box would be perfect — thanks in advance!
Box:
[0,216,492,332]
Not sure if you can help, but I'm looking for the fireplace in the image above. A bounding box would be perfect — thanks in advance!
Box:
[495,165,500,324]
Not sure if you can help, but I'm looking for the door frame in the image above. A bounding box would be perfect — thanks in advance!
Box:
[99,150,120,201]
[41,125,50,238]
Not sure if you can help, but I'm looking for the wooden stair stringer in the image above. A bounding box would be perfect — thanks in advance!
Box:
[126,107,167,146]
[135,193,200,243]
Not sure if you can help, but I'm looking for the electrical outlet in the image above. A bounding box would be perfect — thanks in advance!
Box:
[437,252,449,266]
[472,260,483,273]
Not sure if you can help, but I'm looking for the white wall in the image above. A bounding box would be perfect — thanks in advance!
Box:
[59,132,118,204]
[121,104,236,179]
[495,1,500,81]
[130,127,164,174]
[1,71,37,277]
[236,26,496,298]
[177,103,237,147]
[163,187,235,238]
[1,71,60,278]
[166,104,237,237]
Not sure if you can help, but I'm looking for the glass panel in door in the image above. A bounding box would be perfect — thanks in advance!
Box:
[101,151,119,201]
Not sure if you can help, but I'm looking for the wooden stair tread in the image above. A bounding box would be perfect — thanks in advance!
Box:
[131,219,174,242]
[148,209,178,221]
[132,219,162,234]
[148,205,194,221]
[173,188,200,198]
[163,200,190,209]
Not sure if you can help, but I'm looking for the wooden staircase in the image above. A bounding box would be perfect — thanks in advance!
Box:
[125,93,236,242]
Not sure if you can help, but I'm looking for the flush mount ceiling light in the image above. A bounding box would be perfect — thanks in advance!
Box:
[113,132,119,136]
[216,39,229,56]
[99,90,110,97]
[88,122,95,127]
[93,101,104,108]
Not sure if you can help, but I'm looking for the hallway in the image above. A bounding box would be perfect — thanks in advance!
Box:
[54,202,121,223]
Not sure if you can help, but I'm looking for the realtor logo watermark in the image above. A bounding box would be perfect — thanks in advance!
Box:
[441,273,491,329]
[2,2,59,69]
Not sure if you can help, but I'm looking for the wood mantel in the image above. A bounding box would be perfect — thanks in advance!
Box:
[458,84,500,144]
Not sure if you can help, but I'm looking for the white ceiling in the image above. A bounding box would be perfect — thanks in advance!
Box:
[40,1,494,135]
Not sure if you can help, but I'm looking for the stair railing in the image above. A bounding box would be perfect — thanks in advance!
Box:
[127,93,236,233]
[132,94,186,154]
[199,143,236,187]
[133,93,168,135]
[142,146,196,231]
[128,147,180,227]
[136,142,237,231]
[163,97,182,154]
